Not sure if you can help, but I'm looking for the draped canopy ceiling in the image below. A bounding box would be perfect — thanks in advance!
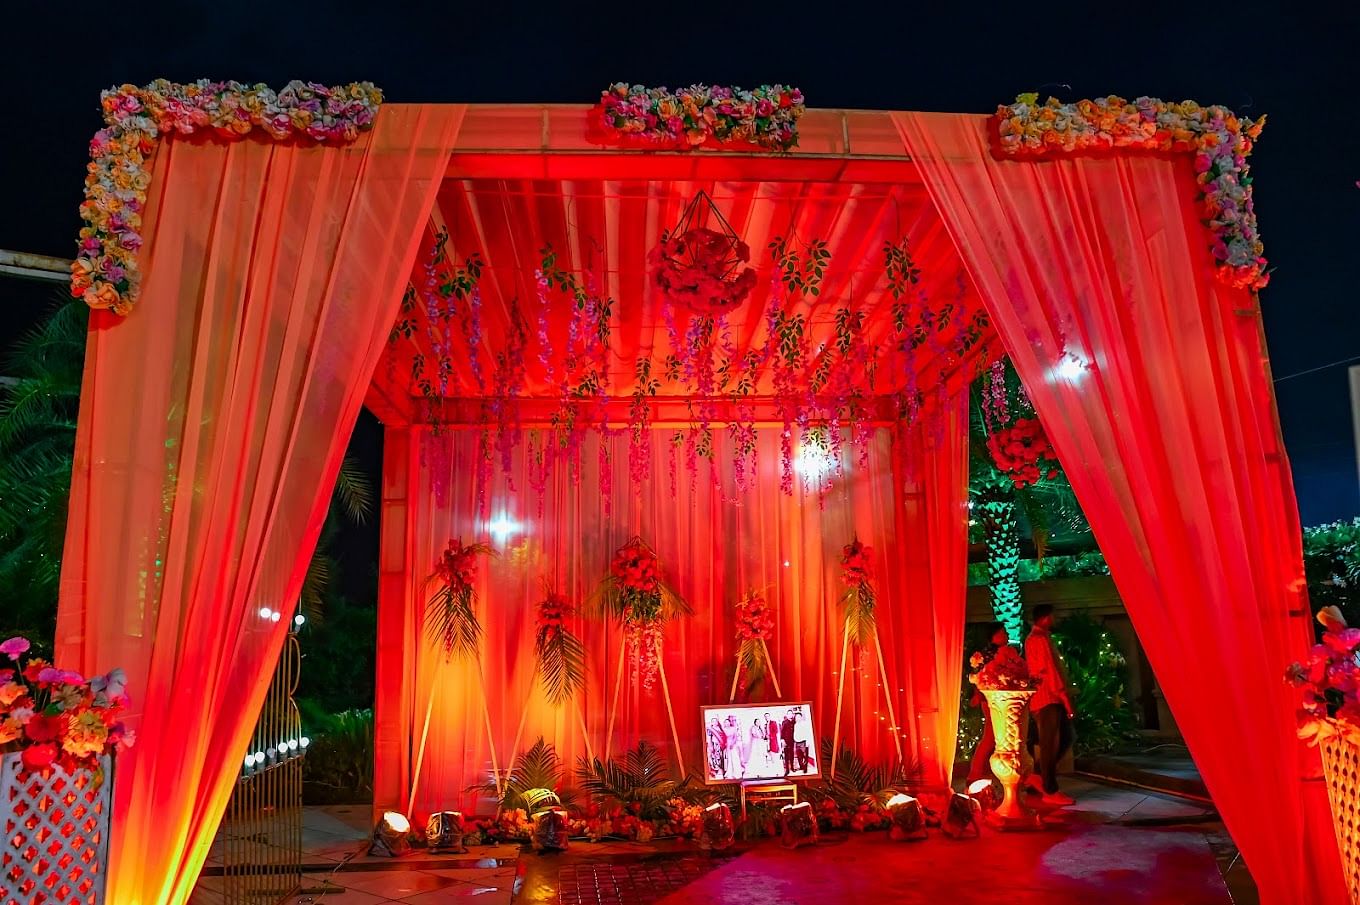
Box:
[366,108,995,426]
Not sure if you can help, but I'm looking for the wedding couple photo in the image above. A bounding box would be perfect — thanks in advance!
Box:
[701,703,820,783]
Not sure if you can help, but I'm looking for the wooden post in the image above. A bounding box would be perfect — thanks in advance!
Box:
[474,659,502,797]
[760,639,782,697]
[406,678,437,818]
[728,652,743,703]
[604,643,627,763]
[830,627,851,779]
[655,640,687,778]
[873,632,905,764]
[574,697,595,765]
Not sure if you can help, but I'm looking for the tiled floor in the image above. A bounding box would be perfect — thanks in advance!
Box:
[191,778,1256,905]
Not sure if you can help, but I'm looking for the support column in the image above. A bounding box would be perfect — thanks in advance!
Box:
[373,426,414,820]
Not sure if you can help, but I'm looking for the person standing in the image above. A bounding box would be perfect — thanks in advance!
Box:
[780,710,796,775]
[749,718,767,776]
[966,622,1011,785]
[792,710,813,773]
[707,717,727,780]
[1025,605,1075,805]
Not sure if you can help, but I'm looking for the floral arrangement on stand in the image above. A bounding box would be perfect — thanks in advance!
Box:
[0,636,134,774]
[426,538,496,659]
[969,644,1035,691]
[595,538,691,689]
[995,93,1268,290]
[734,589,776,688]
[1286,606,1360,746]
[592,83,805,151]
[73,79,382,316]
[840,539,877,646]
[534,586,586,705]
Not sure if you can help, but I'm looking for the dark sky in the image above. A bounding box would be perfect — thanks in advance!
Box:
[4,0,1358,525]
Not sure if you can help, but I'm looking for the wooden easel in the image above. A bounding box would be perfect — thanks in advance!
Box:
[408,654,502,817]
[728,639,782,702]
[603,633,686,777]
[829,627,903,778]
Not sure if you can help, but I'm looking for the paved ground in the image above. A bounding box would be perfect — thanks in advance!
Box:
[192,777,1257,904]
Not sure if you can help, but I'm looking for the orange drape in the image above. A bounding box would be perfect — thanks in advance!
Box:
[373,414,969,818]
[55,105,464,905]
[896,112,1343,904]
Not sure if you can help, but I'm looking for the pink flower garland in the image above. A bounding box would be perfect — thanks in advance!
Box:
[995,94,1268,290]
[592,83,805,152]
[73,79,382,316]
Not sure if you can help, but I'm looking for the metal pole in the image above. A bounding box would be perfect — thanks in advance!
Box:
[0,249,71,283]
[1349,365,1360,501]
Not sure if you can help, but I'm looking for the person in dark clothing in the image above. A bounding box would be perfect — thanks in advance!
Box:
[780,710,796,774]
[1025,605,1075,805]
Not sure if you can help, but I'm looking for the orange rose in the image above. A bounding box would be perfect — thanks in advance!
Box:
[87,282,122,311]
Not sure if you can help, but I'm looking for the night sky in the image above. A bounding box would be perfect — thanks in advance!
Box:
[3,1,1358,525]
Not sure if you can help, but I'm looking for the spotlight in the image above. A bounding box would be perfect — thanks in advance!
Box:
[426,811,467,854]
[885,793,927,842]
[794,445,835,481]
[967,778,997,812]
[370,810,412,857]
[530,807,570,852]
[698,802,734,853]
[942,792,983,839]
[258,607,273,620]
[1054,354,1089,382]
[487,514,523,545]
[778,802,818,849]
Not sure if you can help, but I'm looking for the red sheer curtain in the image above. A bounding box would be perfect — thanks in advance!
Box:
[55,105,464,905]
[896,111,1342,904]
[374,415,969,819]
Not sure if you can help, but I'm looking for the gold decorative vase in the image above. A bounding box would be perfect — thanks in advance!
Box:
[981,689,1036,824]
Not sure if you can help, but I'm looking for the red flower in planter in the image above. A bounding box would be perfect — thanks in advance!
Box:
[23,712,64,744]
[21,742,57,771]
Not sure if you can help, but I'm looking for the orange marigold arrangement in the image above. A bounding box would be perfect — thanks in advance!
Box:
[0,636,134,774]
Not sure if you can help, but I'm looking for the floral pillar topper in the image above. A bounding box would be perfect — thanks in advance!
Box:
[995,94,1267,290]
[597,538,691,689]
[73,79,382,316]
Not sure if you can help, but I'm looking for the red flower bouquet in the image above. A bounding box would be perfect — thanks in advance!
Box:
[969,645,1035,691]
[0,635,133,775]
[1287,607,1360,746]
[840,539,878,646]
[734,590,776,689]
[591,83,805,152]
[597,538,691,689]
[426,538,495,660]
[534,588,586,705]
[985,417,1059,489]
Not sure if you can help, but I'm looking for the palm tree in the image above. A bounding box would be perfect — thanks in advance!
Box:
[0,296,373,640]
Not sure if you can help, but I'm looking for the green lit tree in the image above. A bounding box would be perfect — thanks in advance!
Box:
[968,358,1090,643]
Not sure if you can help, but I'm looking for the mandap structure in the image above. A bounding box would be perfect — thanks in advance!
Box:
[52,82,1339,904]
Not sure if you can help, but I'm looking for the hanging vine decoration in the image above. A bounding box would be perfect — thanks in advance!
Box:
[426,538,497,660]
[534,583,587,705]
[628,356,661,485]
[840,537,877,646]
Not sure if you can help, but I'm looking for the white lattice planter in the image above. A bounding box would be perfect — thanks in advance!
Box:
[1,752,113,905]
[1321,731,1360,905]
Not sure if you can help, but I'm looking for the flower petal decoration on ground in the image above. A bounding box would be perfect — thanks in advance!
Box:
[593,83,805,151]
[995,94,1267,290]
[73,79,382,316]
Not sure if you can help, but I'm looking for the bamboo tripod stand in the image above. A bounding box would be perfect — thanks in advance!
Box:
[829,625,903,778]
[728,639,782,702]
[603,635,686,777]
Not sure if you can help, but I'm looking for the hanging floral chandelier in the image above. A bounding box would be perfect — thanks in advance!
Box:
[648,191,757,313]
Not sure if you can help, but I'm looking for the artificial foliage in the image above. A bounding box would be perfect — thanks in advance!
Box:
[425,538,495,660]
[1050,613,1140,754]
[470,736,578,814]
[975,490,1024,644]
[840,539,878,646]
[533,587,586,705]
[573,740,701,821]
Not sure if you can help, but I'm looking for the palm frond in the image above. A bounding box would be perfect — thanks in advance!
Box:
[810,740,919,811]
[471,737,579,812]
[332,455,374,526]
[574,741,680,821]
[425,583,482,660]
[735,638,767,685]
[535,623,586,705]
[841,585,877,646]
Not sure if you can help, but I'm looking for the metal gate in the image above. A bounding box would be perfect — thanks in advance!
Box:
[221,632,304,904]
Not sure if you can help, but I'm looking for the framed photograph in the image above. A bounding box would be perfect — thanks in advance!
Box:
[699,702,820,784]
